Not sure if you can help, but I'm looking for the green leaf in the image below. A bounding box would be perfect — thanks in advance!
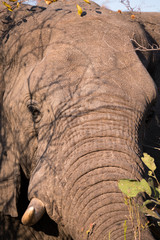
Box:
[155,188,160,199]
[118,179,151,197]
[141,179,152,196]
[141,153,156,172]
[147,178,160,199]
[139,205,160,220]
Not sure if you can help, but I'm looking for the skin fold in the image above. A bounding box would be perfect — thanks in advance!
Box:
[0,1,160,239]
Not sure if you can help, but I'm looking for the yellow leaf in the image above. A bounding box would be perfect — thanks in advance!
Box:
[86,230,90,235]
[45,0,52,4]
[7,7,13,11]
[45,0,57,4]
[83,0,90,4]
[3,1,13,11]
[3,1,12,8]
[77,4,83,16]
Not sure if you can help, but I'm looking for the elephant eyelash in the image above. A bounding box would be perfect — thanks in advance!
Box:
[27,104,41,123]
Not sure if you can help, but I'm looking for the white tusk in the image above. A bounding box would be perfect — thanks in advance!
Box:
[21,198,45,226]
[21,206,35,225]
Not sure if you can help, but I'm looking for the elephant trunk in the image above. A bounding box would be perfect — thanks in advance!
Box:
[58,110,153,239]
[27,108,154,239]
[61,152,149,240]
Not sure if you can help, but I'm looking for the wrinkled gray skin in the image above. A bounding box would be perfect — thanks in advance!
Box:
[0,1,160,239]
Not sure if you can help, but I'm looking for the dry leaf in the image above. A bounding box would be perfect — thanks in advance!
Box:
[2,1,13,11]
[77,4,83,16]
[45,0,52,4]
[45,0,57,4]
[83,0,90,4]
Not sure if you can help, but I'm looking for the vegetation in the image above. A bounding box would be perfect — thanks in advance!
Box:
[118,153,160,238]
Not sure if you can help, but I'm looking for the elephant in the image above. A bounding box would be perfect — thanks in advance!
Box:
[0,0,160,239]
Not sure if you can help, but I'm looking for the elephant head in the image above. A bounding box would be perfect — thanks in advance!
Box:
[0,1,160,239]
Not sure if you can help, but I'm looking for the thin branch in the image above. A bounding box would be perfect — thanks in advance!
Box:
[120,0,134,12]
[131,39,160,52]
[143,144,160,151]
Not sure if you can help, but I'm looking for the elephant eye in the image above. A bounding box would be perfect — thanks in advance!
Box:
[27,104,41,123]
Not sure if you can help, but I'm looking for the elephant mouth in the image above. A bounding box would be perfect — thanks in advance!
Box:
[21,198,45,226]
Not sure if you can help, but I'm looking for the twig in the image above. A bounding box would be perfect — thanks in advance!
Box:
[143,144,160,151]
[131,39,160,52]
[120,0,134,12]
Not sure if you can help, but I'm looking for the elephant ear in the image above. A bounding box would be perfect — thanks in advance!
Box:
[0,5,20,218]
[0,106,20,217]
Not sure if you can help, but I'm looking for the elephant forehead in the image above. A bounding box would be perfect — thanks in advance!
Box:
[27,45,90,98]
[26,42,156,112]
[25,44,122,101]
[3,7,157,109]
